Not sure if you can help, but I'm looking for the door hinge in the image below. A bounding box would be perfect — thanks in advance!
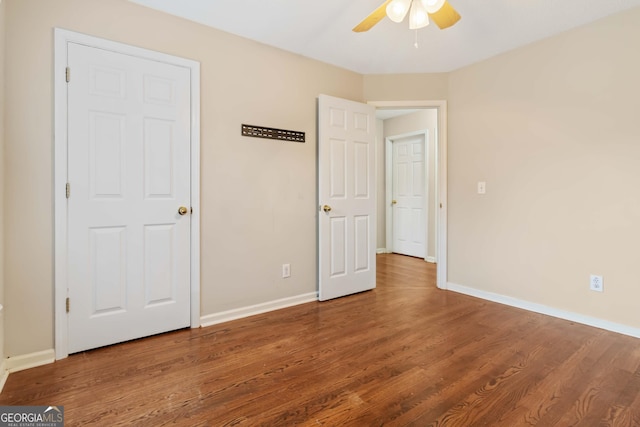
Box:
[65,182,71,198]
[66,297,70,313]
[65,67,71,83]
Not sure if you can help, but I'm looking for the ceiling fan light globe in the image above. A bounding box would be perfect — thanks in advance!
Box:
[421,0,445,14]
[386,0,411,23]
[409,0,430,29]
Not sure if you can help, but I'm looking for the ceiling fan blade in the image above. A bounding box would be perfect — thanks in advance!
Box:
[352,0,393,32]
[428,0,461,29]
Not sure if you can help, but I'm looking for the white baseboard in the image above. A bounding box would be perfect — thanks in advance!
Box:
[447,282,640,339]
[425,256,436,263]
[0,360,8,394]
[5,349,55,374]
[376,248,388,254]
[200,292,318,328]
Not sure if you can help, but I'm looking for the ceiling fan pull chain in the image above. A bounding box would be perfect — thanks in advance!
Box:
[414,30,419,48]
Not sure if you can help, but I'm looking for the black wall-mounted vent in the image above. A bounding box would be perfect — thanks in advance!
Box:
[241,124,305,143]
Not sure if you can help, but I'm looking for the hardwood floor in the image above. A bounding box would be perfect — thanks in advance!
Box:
[2,254,640,426]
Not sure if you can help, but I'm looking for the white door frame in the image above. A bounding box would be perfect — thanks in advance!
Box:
[385,130,430,262]
[369,100,448,290]
[54,28,201,359]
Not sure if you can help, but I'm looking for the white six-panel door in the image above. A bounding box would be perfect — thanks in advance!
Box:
[318,95,376,301]
[392,134,427,258]
[66,43,192,353]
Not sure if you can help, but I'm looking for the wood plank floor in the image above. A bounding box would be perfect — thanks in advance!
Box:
[2,254,640,426]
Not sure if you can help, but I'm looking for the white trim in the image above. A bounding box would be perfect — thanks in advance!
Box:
[0,360,8,393]
[54,28,69,360]
[200,292,318,328]
[385,138,393,255]
[53,28,201,360]
[425,256,436,263]
[0,307,5,392]
[385,130,430,262]
[376,248,389,254]
[5,349,56,373]
[189,58,202,329]
[448,282,640,339]
[369,100,448,289]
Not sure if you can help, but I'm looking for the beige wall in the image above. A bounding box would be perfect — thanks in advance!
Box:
[363,73,448,101]
[3,0,363,356]
[0,0,5,363]
[379,110,438,260]
[4,0,640,360]
[447,8,640,328]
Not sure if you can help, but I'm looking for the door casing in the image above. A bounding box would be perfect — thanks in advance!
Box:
[54,28,201,360]
[369,100,448,290]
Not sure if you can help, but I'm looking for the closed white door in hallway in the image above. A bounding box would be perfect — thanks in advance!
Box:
[391,134,427,258]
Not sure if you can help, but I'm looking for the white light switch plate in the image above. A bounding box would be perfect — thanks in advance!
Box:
[477,181,486,194]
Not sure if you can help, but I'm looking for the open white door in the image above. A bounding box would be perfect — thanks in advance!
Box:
[318,94,376,301]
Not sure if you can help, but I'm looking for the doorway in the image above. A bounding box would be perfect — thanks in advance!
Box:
[369,101,448,289]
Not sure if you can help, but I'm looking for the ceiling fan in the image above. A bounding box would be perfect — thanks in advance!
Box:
[353,0,461,32]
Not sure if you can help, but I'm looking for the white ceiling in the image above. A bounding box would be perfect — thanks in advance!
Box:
[129,0,640,74]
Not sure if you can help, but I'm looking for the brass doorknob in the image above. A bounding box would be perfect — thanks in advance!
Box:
[178,206,189,216]
[322,205,332,213]
[392,200,398,205]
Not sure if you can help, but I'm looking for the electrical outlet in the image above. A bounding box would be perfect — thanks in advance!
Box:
[282,264,291,278]
[477,181,486,194]
[590,274,603,292]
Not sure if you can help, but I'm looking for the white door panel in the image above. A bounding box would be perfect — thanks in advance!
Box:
[67,43,191,353]
[319,95,376,301]
[392,135,427,258]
